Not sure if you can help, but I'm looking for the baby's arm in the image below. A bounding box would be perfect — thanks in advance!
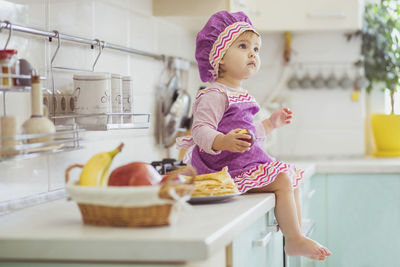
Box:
[192,91,227,154]
[262,107,293,135]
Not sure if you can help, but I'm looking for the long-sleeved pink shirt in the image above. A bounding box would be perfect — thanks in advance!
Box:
[192,82,266,154]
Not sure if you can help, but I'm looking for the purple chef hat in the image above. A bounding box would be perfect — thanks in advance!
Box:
[195,11,259,82]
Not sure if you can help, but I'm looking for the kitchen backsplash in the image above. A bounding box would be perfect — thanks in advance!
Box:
[0,0,381,204]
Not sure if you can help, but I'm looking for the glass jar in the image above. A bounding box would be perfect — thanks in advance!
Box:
[0,50,18,86]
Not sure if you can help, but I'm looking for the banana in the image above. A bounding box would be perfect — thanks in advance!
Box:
[79,143,124,186]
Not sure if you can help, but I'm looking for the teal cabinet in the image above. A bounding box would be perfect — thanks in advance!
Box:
[307,173,400,267]
[232,211,283,267]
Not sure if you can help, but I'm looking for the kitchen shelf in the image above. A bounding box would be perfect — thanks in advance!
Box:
[53,113,151,131]
[0,74,46,92]
[0,125,84,162]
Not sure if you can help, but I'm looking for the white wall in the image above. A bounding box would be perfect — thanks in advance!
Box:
[244,31,370,159]
[0,0,200,203]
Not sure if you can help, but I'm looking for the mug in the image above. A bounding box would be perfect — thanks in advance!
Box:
[58,89,75,114]
[287,75,300,89]
[312,73,325,89]
[339,73,353,89]
[73,72,112,125]
[326,73,339,89]
[299,74,313,89]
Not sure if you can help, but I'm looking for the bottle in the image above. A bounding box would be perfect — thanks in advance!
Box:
[0,49,18,86]
[22,71,56,144]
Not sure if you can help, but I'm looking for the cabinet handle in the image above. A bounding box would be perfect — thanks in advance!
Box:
[253,225,279,247]
[307,12,346,18]
[306,189,316,199]
[266,224,279,232]
[253,231,273,247]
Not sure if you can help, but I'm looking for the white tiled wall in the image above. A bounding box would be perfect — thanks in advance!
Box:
[0,0,200,203]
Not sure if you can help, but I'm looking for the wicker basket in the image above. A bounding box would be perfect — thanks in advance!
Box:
[77,203,173,227]
[65,164,195,227]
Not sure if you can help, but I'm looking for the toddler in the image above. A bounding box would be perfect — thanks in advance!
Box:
[177,11,331,260]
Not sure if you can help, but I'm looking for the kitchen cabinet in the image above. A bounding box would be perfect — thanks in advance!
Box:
[249,0,362,32]
[231,211,283,267]
[152,0,362,32]
[306,173,400,267]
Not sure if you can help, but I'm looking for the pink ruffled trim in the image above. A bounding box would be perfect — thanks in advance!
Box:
[233,162,304,193]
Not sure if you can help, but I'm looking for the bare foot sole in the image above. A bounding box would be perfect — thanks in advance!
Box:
[285,236,331,260]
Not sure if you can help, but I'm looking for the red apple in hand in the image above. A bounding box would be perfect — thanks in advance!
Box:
[108,162,162,186]
[237,128,255,147]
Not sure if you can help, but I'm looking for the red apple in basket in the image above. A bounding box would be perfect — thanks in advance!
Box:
[108,162,162,186]
[160,173,186,184]
[237,128,255,147]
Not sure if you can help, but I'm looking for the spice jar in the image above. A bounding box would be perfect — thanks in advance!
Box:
[0,50,18,86]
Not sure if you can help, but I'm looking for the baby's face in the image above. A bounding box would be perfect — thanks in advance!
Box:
[219,31,261,80]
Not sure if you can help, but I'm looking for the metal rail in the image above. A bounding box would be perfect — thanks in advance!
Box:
[0,20,164,60]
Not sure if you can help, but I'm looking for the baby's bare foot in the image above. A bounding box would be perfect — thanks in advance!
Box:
[285,236,331,260]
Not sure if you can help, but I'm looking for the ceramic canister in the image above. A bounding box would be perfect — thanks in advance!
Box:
[73,72,111,125]
[111,73,123,124]
[122,76,133,123]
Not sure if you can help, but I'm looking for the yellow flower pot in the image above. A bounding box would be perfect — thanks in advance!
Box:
[371,114,400,157]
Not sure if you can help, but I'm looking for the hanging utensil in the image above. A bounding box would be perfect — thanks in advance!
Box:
[162,72,179,115]
[162,89,191,148]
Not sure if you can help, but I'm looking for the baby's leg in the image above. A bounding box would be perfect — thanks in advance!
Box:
[294,187,302,229]
[248,173,331,260]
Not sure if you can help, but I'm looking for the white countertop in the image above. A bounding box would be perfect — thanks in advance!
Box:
[286,157,400,174]
[0,193,276,263]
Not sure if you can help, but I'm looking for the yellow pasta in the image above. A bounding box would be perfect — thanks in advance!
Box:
[186,167,239,197]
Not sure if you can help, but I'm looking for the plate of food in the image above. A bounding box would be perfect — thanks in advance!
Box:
[188,192,241,204]
[185,167,241,204]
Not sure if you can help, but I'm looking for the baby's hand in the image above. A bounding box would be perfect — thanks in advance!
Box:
[269,107,293,129]
[222,129,252,153]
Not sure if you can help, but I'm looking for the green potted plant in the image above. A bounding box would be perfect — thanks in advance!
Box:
[347,0,400,157]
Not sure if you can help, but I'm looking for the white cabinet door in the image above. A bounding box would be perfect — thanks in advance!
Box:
[250,0,362,32]
[232,211,283,267]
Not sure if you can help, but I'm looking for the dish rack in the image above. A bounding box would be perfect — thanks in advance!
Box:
[0,124,84,162]
[52,113,150,131]
[0,73,85,161]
